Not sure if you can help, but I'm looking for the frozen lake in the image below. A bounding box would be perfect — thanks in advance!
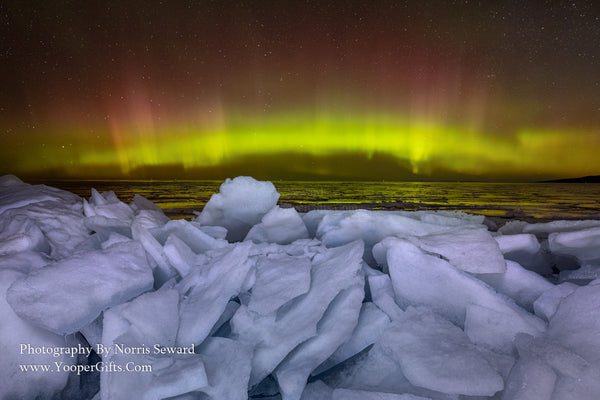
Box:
[39,180,600,222]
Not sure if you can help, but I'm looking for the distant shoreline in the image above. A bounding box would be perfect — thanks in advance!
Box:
[541,175,600,183]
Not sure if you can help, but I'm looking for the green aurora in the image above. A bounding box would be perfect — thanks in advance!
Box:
[2,1,600,181]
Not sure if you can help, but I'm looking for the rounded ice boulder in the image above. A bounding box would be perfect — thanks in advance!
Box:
[195,176,280,242]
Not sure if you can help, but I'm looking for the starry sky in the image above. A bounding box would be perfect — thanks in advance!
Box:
[1,0,600,181]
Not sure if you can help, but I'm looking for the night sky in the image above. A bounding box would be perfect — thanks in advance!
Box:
[1,1,600,181]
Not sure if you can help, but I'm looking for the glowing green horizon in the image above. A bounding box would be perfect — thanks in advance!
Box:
[7,108,600,180]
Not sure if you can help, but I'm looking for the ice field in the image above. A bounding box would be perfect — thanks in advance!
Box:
[1,174,600,399]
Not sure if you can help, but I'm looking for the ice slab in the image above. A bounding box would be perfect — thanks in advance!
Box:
[84,215,132,238]
[494,233,548,273]
[7,241,154,334]
[367,273,405,321]
[101,346,208,400]
[163,234,201,277]
[549,227,600,264]
[0,174,26,186]
[0,269,71,400]
[102,285,180,350]
[151,219,228,253]
[386,238,545,353]
[0,250,50,274]
[176,242,253,346]
[501,355,556,400]
[559,263,600,284]
[382,308,504,396]
[0,200,89,259]
[131,221,177,286]
[84,188,134,221]
[409,227,506,274]
[196,337,253,400]
[314,210,455,266]
[248,254,311,315]
[464,302,544,355]
[533,282,578,321]
[514,333,600,400]
[196,176,280,242]
[0,214,50,255]
[475,260,553,311]
[499,219,600,237]
[314,302,391,375]
[547,281,600,365]
[274,283,364,400]
[0,177,81,215]
[246,206,309,244]
[231,240,364,386]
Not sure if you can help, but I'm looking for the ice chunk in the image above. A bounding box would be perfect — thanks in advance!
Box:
[0,269,71,400]
[84,188,134,221]
[84,215,132,238]
[386,239,545,352]
[494,233,550,273]
[231,241,364,386]
[196,176,280,241]
[549,227,600,264]
[195,337,253,400]
[246,206,309,244]
[367,274,405,321]
[131,221,177,286]
[131,209,170,230]
[197,224,228,240]
[382,308,504,396]
[501,355,556,400]
[533,282,578,321]
[176,242,253,346]
[0,200,89,259]
[151,219,228,253]
[130,193,170,230]
[274,283,364,400]
[315,210,454,265]
[547,281,600,365]
[559,263,600,284]
[163,234,200,277]
[0,174,26,186]
[314,302,391,375]
[302,210,335,238]
[495,232,540,256]
[499,219,600,237]
[374,227,505,274]
[332,389,432,400]
[101,232,131,249]
[131,192,161,211]
[209,300,240,336]
[0,250,50,273]
[0,214,50,255]
[249,238,324,260]
[475,260,553,311]
[464,302,544,354]
[514,333,600,400]
[101,346,208,400]
[102,285,180,349]
[7,241,154,334]
[248,254,311,315]
[0,178,81,215]
[409,227,506,274]
[416,210,485,226]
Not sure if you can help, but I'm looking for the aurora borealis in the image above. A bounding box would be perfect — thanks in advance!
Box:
[1,1,600,181]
